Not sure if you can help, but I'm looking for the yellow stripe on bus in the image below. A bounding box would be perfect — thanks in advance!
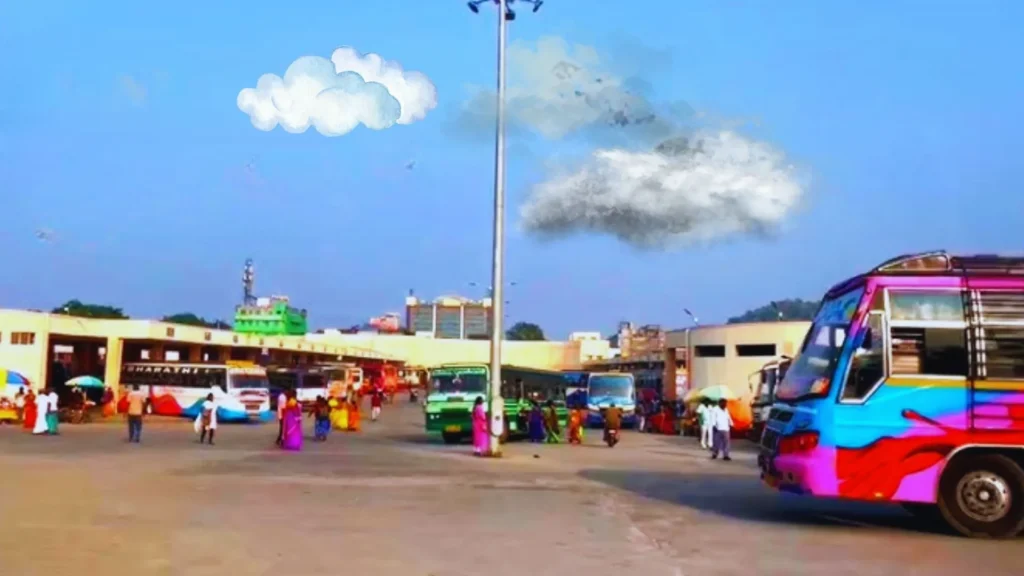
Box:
[885,378,1024,391]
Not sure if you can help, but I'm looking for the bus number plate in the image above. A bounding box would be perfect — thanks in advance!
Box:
[444,425,461,433]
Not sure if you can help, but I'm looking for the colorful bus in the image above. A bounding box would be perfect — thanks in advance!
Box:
[118,362,272,422]
[267,363,363,409]
[563,371,589,408]
[758,252,1024,538]
[424,363,568,444]
[750,357,791,439]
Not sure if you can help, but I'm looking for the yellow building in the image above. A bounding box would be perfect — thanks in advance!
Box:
[0,309,391,396]
[0,309,608,396]
[308,330,610,370]
[663,321,811,401]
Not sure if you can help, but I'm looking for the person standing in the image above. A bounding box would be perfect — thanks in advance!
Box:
[710,398,733,461]
[311,396,330,441]
[46,388,60,435]
[126,384,147,443]
[101,386,116,418]
[22,388,37,432]
[195,393,217,445]
[370,388,383,422]
[281,395,303,451]
[567,406,583,445]
[543,400,561,444]
[527,400,545,443]
[696,399,712,450]
[471,396,488,456]
[32,389,50,435]
[275,388,288,446]
[14,387,26,423]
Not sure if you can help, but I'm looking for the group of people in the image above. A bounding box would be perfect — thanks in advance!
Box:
[7,386,61,435]
[275,384,386,451]
[469,397,623,455]
[695,398,735,461]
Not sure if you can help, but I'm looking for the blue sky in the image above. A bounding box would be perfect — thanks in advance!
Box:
[1,0,1022,337]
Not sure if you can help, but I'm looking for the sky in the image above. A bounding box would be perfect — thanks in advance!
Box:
[1,0,1022,338]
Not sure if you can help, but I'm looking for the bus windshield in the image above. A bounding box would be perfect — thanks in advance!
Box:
[431,369,487,394]
[230,374,270,390]
[776,286,865,402]
[588,375,634,402]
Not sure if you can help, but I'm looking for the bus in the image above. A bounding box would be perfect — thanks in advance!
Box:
[749,357,791,439]
[424,363,568,444]
[583,372,637,428]
[758,252,1024,539]
[267,363,364,409]
[118,362,272,422]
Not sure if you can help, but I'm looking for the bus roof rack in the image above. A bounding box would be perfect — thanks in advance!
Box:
[872,251,1024,276]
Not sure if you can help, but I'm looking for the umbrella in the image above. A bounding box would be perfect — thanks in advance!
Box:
[682,388,703,403]
[698,385,739,402]
[66,375,104,388]
[1,369,29,386]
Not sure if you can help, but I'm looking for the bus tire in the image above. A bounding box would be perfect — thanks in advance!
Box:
[441,432,461,445]
[937,453,1024,539]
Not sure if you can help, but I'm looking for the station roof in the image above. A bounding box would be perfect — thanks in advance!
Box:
[0,309,399,362]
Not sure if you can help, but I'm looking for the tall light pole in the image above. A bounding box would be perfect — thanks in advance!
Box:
[468,0,542,457]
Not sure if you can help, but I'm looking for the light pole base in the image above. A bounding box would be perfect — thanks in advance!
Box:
[476,450,503,459]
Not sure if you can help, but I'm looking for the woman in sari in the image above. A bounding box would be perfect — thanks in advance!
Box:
[543,400,561,444]
[471,396,488,456]
[310,396,330,441]
[101,386,116,418]
[527,400,545,443]
[282,396,303,450]
[347,389,361,432]
[329,396,348,431]
[567,407,583,445]
[22,388,37,431]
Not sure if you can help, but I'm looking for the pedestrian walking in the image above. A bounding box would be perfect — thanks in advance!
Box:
[275,388,287,446]
[710,398,733,461]
[126,384,147,442]
[697,399,712,449]
[46,388,60,435]
[370,388,383,422]
[195,393,217,445]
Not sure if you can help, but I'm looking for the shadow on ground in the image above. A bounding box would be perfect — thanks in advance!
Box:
[579,468,951,535]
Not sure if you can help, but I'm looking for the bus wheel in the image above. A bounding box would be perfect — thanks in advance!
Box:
[938,453,1024,539]
[441,432,461,445]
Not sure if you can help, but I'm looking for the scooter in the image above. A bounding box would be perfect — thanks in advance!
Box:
[604,428,620,448]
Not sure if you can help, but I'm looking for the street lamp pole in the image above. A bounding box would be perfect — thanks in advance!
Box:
[467,0,542,457]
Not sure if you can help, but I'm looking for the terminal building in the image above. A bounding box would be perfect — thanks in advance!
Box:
[404,294,492,339]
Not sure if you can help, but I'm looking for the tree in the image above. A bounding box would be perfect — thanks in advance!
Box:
[505,321,546,341]
[52,299,128,319]
[161,313,231,329]
[727,299,820,324]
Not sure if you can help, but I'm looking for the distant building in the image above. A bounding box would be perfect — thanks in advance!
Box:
[234,296,308,336]
[612,322,665,359]
[405,294,493,339]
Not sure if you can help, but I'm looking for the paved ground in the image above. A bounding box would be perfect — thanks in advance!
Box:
[1,403,1021,576]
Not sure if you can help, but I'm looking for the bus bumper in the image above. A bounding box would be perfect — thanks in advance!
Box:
[758,450,832,496]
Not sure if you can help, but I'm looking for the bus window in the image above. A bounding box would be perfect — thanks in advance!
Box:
[302,373,325,389]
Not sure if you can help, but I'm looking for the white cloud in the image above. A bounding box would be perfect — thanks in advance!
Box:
[520,131,806,248]
[456,36,669,140]
[237,48,437,137]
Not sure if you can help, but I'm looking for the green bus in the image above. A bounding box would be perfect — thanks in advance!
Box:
[424,363,569,444]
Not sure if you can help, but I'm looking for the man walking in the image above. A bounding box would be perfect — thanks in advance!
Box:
[710,398,733,461]
[126,384,147,443]
[696,399,713,449]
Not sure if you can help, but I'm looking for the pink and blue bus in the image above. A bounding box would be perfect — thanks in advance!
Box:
[759,252,1024,538]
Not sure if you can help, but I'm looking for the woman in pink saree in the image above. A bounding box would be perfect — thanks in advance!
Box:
[472,396,488,456]
[281,396,303,451]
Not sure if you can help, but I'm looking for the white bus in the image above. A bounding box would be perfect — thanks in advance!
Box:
[118,362,272,422]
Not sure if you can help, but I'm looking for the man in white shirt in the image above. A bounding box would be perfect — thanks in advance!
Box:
[710,398,733,461]
[695,400,712,450]
[275,389,288,446]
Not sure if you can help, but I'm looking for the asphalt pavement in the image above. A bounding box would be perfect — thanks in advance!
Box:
[0,402,1020,576]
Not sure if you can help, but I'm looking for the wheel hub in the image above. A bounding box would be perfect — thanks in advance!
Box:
[956,471,1012,523]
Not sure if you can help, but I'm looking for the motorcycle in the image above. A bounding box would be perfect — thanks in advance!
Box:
[604,428,620,448]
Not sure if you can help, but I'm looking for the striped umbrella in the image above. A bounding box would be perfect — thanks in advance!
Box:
[1,369,29,386]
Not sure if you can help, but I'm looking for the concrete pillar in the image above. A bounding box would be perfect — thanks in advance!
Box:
[104,337,124,405]
[33,332,51,392]
[663,347,677,401]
